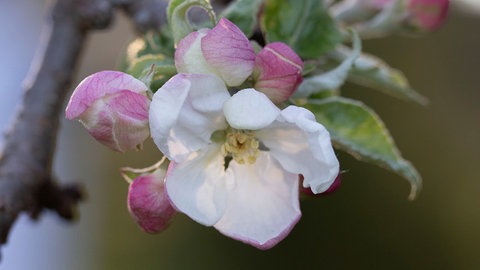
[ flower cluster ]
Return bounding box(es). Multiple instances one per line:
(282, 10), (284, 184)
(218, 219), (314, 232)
(149, 18), (339, 249)
(65, 0), (449, 249)
(66, 18), (339, 249)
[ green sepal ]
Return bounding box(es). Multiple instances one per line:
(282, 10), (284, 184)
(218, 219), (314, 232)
(141, 65), (177, 93)
(126, 54), (176, 92)
(124, 30), (175, 63)
(167, 0), (216, 45)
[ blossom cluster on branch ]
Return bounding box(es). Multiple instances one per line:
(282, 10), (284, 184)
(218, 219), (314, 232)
(65, 0), (449, 249)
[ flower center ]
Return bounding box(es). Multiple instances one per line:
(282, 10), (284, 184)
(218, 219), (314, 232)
(221, 129), (260, 165)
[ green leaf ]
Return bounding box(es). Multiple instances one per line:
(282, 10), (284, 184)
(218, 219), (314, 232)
(262, 0), (342, 59)
(221, 0), (263, 37)
(167, 0), (216, 45)
(126, 54), (177, 91)
(293, 30), (361, 98)
(149, 66), (178, 92)
(126, 54), (174, 77)
(121, 30), (175, 71)
(304, 97), (422, 200)
(332, 48), (428, 105)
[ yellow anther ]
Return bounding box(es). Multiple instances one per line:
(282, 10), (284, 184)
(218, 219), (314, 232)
(222, 129), (260, 165)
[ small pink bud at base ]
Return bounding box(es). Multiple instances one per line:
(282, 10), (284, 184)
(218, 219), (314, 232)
(127, 170), (176, 234)
(405, 0), (449, 32)
(299, 174), (342, 197)
(253, 42), (304, 104)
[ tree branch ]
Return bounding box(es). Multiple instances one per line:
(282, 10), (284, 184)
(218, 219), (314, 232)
(0, 0), (169, 261)
(0, 0), (112, 256)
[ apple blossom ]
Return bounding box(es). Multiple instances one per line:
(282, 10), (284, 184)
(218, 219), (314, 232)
(127, 169), (176, 234)
(253, 42), (304, 104)
(65, 71), (150, 152)
(174, 18), (255, 87)
(149, 73), (339, 249)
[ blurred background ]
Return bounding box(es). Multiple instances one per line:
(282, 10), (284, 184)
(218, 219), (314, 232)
(1, 0), (479, 269)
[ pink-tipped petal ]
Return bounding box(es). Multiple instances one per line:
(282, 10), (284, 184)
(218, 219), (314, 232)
(201, 18), (255, 86)
(66, 71), (148, 119)
(214, 153), (301, 249)
(80, 90), (150, 152)
(149, 73), (230, 162)
(175, 29), (218, 76)
(299, 174), (342, 197)
(256, 106), (339, 194)
(128, 170), (176, 234)
(253, 42), (304, 103)
(175, 30), (201, 72)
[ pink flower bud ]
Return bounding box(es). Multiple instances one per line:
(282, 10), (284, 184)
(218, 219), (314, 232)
(405, 0), (449, 31)
(175, 18), (255, 87)
(252, 42), (304, 104)
(299, 174), (342, 197)
(65, 71), (150, 152)
(127, 170), (176, 234)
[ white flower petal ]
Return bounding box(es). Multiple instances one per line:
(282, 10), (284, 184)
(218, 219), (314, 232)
(255, 106), (339, 194)
(223, 89), (280, 130)
(175, 29), (220, 76)
(214, 153), (301, 249)
(149, 74), (230, 162)
(166, 146), (227, 226)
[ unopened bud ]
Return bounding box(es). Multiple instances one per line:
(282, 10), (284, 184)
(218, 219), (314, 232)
(253, 42), (304, 104)
(175, 18), (255, 87)
(66, 71), (150, 152)
(127, 169), (176, 234)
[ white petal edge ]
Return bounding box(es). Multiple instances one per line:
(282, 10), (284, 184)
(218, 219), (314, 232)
(255, 106), (339, 193)
(149, 73), (230, 162)
(165, 145), (227, 226)
(214, 153), (301, 249)
(223, 89), (280, 130)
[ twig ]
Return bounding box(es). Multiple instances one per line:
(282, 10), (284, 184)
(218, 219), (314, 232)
(0, 0), (169, 261)
(113, 0), (168, 33)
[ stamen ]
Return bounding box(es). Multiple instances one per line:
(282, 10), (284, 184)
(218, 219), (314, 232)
(222, 129), (260, 165)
